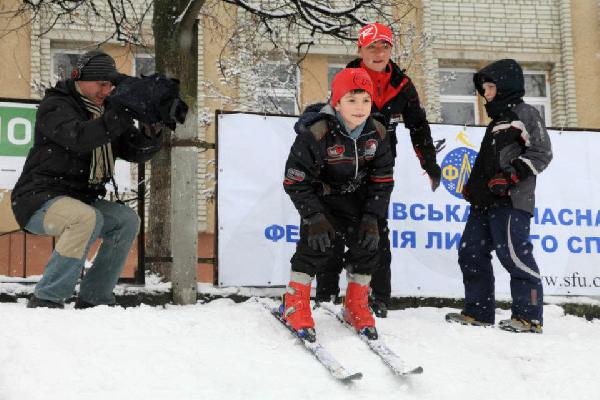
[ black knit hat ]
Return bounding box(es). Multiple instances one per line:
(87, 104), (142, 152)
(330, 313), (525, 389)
(72, 50), (119, 82)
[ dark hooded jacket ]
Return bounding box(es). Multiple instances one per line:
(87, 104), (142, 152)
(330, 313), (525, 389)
(283, 103), (395, 220)
(11, 79), (162, 228)
(346, 59), (437, 171)
(464, 59), (552, 214)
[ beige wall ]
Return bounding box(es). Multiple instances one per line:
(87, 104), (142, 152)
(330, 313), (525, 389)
(0, 0), (31, 99)
(300, 54), (329, 107)
(571, 0), (600, 129)
(0, 1), (30, 232)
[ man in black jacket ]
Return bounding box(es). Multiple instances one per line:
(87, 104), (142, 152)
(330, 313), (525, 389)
(315, 22), (442, 317)
(11, 50), (163, 309)
(445, 59), (552, 333)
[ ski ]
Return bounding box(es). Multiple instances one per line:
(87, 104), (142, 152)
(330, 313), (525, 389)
(255, 297), (363, 382)
(318, 302), (423, 376)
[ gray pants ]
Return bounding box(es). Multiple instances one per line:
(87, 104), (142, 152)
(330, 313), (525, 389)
(25, 196), (140, 305)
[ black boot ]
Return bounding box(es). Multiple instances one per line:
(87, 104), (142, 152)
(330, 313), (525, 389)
(74, 298), (96, 309)
(369, 297), (388, 318)
(27, 295), (64, 309)
(74, 298), (117, 309)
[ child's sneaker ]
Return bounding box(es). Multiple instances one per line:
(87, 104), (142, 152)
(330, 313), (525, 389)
(498, 318), (542, 334)
(445, 312), (493, 327)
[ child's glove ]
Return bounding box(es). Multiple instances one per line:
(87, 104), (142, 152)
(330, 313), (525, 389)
(305, 213), (336, 252)
(424, 162), (442, 192)
(358, 214), (379, 251)
(488, 169), (519, 196)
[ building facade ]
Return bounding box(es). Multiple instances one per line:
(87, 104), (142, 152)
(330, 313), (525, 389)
(0, 0), (599, 279)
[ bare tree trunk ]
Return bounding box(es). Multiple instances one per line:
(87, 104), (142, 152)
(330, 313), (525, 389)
(149, 0), (204, 304)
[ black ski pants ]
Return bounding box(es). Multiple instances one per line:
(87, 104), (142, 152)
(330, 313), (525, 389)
(315, 220), (391, 303)
(290, 193), (386, 277)
(459, 206), (543, 324)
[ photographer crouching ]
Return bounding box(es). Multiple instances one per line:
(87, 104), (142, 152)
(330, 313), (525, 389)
(11, 50), (185, 309)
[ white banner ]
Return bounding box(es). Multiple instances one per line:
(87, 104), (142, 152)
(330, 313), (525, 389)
(217, 112), (600, 297)
(0, 100), (131, 191)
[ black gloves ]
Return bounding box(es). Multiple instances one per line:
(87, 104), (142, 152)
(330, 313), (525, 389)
(424, 162), (442, 192)
(488, 158), (533, 196)
(414, 144), (442, 192)
(488, 169), (519, 196)
(102, 108), (134, 136)
(306, 213), (336, 252)
(358, 214), (379, 251)
(511, 158), (534, 181)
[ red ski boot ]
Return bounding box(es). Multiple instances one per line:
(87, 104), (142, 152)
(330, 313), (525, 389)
(343, 281), (378, 340)
(280, 281), (316, 342)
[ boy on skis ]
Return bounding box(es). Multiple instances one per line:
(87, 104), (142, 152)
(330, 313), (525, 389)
(281, 67), (395, 341)
(445, 59), (552, 333)
(315, 22), (442, 317)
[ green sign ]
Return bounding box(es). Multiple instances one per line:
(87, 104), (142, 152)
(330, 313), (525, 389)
(0, 102), (38, 157)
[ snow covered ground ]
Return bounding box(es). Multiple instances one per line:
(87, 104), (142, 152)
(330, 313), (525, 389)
(0, 298), (598, 400)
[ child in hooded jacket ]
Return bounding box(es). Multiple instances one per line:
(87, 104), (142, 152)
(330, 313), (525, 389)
(445, 59), (552, 333)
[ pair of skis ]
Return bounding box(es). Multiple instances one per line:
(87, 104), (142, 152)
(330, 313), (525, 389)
(256, 297), (422, 382)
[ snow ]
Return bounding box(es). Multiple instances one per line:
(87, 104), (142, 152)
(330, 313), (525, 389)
(0, 299), (598, 400)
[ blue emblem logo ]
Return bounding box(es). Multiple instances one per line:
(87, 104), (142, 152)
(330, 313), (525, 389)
(441, 147), (478, 199)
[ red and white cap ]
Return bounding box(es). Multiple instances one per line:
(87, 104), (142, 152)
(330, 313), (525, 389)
(358, 22), (393, 48)
(330, 68), (374, 106)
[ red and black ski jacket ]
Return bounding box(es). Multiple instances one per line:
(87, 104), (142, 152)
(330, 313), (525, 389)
(283, 104), (394, 220)
(346, 58), (437, 171)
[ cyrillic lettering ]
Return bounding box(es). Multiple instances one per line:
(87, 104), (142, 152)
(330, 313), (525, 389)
(461, 205), (471, 222)
(541, 235), (558, 252)
(427, 205), (444, 221)
(399, 231), (416, 248)
(264, 224), (285, 242)
(426, 232), (442, 249)
(286, 225), (299, 243)
(409, 204), (426, 221)
(576, 209), (592, 226)
(585, 237), (600, 253)
(533, 207), (540, 224)
(445, 232), (461, 250)
(392, 203), (407, 220)
(445, 205), (461, 222)
(558, 209), (573, 226)
(540, 209), (557, 225)
(567, 236), (583, 253)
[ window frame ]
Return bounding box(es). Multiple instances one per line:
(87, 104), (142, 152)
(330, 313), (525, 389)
(438, 67), (480, 125)
(50, 48), (86, 85)
(523, 70), (552, 126)
(438, 67), (552, 126)
(133, 53), (156, 78)
(256, 60), (301, 115)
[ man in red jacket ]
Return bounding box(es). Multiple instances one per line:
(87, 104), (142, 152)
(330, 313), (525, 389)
(316, 22), (442, 317)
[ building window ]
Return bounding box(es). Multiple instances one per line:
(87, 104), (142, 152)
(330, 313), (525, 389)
(439, 68), (552, 126)
(439, 69), (479, 125)
(256, 61), (300, 115)
(134, 55), (155, 77)
(51, 50), (84, 84)
(523, 72), (551, 125)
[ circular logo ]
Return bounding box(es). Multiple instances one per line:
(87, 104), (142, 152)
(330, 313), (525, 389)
(440, 147), (478, 199)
